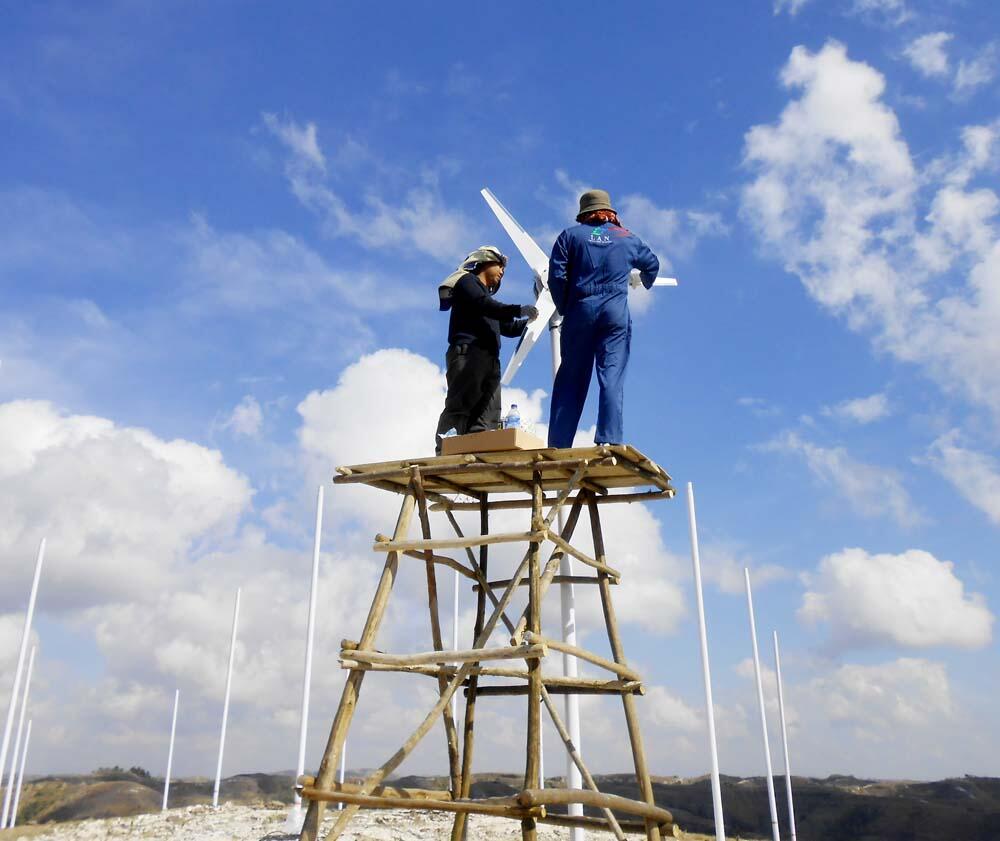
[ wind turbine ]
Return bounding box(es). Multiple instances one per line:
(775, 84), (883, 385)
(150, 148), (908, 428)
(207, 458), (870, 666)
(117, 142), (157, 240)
(481, 187), (677, 841)
(480, 188), (677, 386)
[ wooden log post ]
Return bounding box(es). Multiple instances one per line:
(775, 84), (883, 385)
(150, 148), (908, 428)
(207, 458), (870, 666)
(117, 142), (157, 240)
(521, 469), (544, 841)
(451, 496), (488, 841)
(299, 488), (417, 841)
(410, 469), (460, 795)
(588, 497), (662, 841)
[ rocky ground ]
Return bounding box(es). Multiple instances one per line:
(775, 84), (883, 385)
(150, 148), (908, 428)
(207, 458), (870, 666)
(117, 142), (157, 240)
(0, 803), (720, 841)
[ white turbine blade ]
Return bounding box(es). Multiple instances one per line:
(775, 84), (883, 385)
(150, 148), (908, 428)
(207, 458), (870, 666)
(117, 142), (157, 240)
(481, 188), (549, 283)
(501, 286), (557, 385)
(630, 269), (679, 288)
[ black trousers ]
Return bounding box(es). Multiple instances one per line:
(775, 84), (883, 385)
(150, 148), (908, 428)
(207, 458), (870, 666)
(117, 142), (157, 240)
(435, 343), (501, 454)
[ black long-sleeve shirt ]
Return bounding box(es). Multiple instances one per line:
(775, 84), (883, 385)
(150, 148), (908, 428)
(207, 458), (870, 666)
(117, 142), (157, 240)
(447, 273), (526, 354)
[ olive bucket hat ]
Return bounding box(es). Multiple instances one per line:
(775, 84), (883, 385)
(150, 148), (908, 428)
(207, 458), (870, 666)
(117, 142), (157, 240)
(576, 189), (615, 221)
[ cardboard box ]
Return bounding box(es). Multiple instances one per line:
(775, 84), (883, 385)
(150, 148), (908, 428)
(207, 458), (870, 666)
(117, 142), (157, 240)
(440, 427), (546, 456)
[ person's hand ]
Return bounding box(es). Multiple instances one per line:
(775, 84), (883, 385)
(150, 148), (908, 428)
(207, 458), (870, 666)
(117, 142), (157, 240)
(520, 305), (539, 321)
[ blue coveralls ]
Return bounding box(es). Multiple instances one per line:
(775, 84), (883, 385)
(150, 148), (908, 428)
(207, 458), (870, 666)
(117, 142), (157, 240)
(547, 222), (659, 448)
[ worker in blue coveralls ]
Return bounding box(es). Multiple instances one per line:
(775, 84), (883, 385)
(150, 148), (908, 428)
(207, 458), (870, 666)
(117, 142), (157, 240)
(547, 189), (660, 448)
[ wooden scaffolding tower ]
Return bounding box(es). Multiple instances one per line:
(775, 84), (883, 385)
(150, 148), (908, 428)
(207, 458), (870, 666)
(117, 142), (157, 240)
(297, 444), (680, 840)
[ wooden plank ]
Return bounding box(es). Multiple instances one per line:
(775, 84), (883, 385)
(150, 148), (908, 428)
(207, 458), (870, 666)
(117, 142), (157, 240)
(334, 455), (615, 487)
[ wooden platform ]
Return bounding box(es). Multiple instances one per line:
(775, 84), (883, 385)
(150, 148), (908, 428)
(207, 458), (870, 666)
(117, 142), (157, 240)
(334, 444), (674, 505)
(303, 444), (680, 841)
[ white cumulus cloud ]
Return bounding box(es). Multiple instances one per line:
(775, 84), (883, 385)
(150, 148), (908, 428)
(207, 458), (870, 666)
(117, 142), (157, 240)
(954, 43), (999, 99)
(742, 42), (1000, 423)
(799, 547), (993, 649)
(821, 392), (891, 424)
(0, 399), (252, 610)
(926, 430), (1000, 524)
(803, 657), (952, 732)
(223, 395), (263, 438)
(761, 430), (920, 527)
(903, 32), (953, 78)
(263, 113), (472, 262)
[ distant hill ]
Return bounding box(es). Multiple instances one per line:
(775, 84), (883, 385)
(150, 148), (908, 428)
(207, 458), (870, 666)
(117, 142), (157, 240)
(10, 769), (1000, 840)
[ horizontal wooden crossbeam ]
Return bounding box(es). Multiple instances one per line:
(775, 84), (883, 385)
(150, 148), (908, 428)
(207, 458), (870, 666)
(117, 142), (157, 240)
(296, 778), (450, 801)
(431, 489), (674, 512)
(373, 531), (542, 553)
(473, 574), (614, 591)
(339, 643), (546, 668)
(300, 787), (544, 819)
(469, 680), (643, 696)
(517, 788), (675, 831)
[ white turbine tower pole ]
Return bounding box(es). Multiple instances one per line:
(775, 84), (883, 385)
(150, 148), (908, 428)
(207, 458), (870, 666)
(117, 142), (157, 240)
(0, 539), (45, 814)
(337, 740), (346, 811)
(289, 486), (324, 831)
(686, 485), (725, 841)
(550, 318), (583, 839)
(452, 566), (459, 722)
(9, 719), (30, 829)
(213, 587), (241, 809)
(773, 632), (797, 841)
(745, 569), (780, 841)
(2, 646), (36, 827)
(163, 689), (179, 812)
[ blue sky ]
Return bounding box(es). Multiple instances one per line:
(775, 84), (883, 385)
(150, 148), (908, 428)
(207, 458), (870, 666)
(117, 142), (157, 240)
(1, 0), (999, 785)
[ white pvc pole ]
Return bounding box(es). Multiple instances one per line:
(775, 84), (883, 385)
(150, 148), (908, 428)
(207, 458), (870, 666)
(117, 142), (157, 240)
(550, 318), (583, 840)
(773, 632), (797, 841)
(337, 741), (346, 811)
(293, 486), (324, 818)
(9, 720), (30, 829)
(745, 569), (780, 841)
(686, 485), (725, 841)
(0, 539), (45, 814)
(2, 646), (36, 826)
(213, 587), (241, 809)
(163, 689), (179, 811)
(452, 566), (459, 722)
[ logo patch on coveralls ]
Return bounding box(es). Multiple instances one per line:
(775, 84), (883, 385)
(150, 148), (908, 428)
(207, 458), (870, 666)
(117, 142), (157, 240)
(589, 227), (611, 244)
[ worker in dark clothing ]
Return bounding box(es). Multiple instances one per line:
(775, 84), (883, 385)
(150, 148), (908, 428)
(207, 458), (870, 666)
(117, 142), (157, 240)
(547, 190), (660, 449)
(435, 246), (538, 454)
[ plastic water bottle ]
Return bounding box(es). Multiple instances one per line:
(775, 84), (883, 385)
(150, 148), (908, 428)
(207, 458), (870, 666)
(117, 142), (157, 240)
(504, 404), (520, 430)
